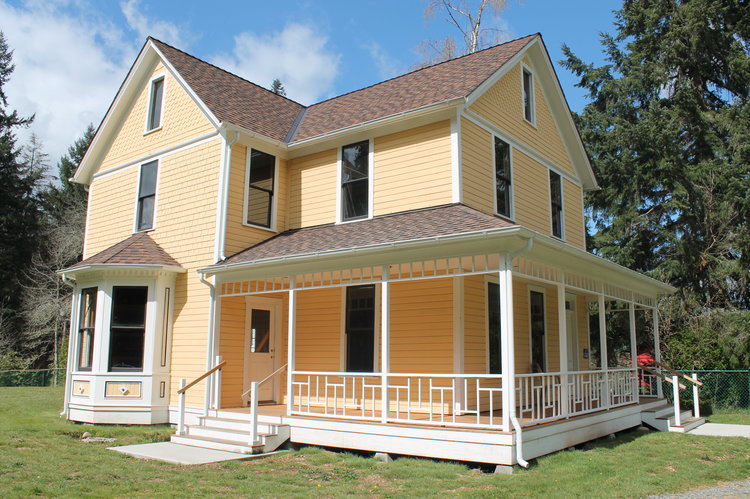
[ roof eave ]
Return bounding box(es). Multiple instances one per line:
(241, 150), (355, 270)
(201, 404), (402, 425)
(58, 264), (187, 279)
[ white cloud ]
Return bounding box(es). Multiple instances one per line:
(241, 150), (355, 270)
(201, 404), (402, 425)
(0, 0), (136, 171)
(120, 0), (185, 47)
(363, 42), (401, 80)
(212, 23), (341, 105)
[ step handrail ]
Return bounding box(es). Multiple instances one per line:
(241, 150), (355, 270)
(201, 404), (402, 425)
(178, 360), (227, 394)
(653, 361), (704, 387)
(240, 363), (288, 400)
(639, 364), (687, 390)
(176, 359), (226, 435)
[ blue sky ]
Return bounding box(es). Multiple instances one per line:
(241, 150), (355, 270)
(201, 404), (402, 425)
(1, 0), (622, 164)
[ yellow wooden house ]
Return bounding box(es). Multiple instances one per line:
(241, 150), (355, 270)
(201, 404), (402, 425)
(60, 34), (698, 468)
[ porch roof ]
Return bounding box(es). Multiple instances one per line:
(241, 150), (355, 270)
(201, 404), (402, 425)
(215, 204), (516, 266)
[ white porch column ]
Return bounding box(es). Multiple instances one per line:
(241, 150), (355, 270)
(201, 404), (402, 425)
(653, 307), (663, 398)
(500, 255), (515, 432)
(557, 284), (569, 418)
(286, 278), (297, 416)
(598, 293), (610, 409)
(380, 266), (390, 424)
(629, 301), (638, 400)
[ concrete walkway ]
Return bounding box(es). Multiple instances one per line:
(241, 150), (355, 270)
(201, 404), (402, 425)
(109, 442), (282, 465)
(687, 423), (750, 438)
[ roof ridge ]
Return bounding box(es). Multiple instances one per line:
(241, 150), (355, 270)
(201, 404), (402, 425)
(305, 34), (538, 109)
(148, 36), (307, 109)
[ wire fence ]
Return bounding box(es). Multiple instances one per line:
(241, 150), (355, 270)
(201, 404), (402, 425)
(0, 369), (66, 387)
(661, 370), (750, 412)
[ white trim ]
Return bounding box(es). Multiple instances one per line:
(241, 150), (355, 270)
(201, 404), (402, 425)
(82, 184), (94, 260)
(133, 159), (160, 233)
(528, 285), (548, 372)
(450, 111), (462, 203)
(215, 131), (240, 262)
(93, 132), (220, 181)
(336, 139), (374, 224)
(144, 72), (166, 134)
(491, 134), (515, 221)
(461, 109), (581, 188)
(521, 64), (537, 128)
(242, 146), (279, 232)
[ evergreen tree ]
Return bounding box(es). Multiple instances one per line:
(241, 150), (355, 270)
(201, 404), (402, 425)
(270, 78), (286, 96)
(0, 31), (40, 361)
(562, 0), (750, 368)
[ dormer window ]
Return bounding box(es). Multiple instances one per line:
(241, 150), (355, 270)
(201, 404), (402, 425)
(245, 149), (276, 229)
(340, 140), (371, 222)
(146, 76), (165, 131)
(522, 68), (535, 124)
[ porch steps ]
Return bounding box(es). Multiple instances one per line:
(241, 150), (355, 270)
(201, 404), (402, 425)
(170, 417), (290, 454)
(640, 403), (705, 433)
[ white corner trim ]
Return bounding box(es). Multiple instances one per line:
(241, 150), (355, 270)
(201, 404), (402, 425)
(450, 111), (462, 203)
(214, 131), (240, 262)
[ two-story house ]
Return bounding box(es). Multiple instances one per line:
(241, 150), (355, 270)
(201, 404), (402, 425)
(60, 34), (690, 468)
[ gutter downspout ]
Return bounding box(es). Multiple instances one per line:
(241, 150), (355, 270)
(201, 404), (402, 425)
(199, 271), (218, 412)
(507, 236), (534, 468)
(60, 273), (77, 418)
(215, 129), (240, 262)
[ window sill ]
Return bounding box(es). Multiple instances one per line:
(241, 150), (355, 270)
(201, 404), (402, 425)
(133, 228), (155, 235)
(494, 213), (516, 224)
(523, 117), (537, 129)
(336, 215), (372, 225)
(242, 222), (278, 233)
(143, 126), (163, 136)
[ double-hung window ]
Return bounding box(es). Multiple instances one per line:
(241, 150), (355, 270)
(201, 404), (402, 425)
(245, 149), (276, 228)
(146, 76), (164, 131)
(77, 287), (97, 371)
(136, 160), (158, 231)
(494, 137), (512, 218)
(340, 140), (370, 221)
(522, 68), (535, 124)
(109, 286), (148, 372)
(549, 170), (563, 238)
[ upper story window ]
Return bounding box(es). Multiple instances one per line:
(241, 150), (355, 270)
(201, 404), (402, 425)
(494, 137), (512, 218)
(77, 287), (97, 372)
(136, 160), (158, 232)
(146, 76), (165, 131)
(245, 149), (276, 228)
(109, 286), (148, 372)
(340, 140), (370, 222)
(522, 68), (535, 124)
(549, 170), (563, 239)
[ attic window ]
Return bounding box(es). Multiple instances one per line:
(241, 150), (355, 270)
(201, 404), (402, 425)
(522, 68), (535, 124)
(146, 76), (164, 131)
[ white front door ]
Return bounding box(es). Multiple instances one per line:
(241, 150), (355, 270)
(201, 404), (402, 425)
(244, 297), (280, 404)
(566, 294), (579, 371)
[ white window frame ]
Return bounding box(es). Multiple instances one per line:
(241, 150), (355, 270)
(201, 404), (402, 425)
(336, 138), (374, 224)
(548, 169), (565, 240)
(133, 160), (159, 233)
(144, 73), (166, 134)
(491, 134), (515, 221)
(484, 274), (501, 374)
(242, 148), (279, 232)
(339, 284), (380, 372)
(528, 285), (548, 373)
(521, 64), (536, 127)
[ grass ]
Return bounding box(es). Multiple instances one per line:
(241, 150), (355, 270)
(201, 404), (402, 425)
(707, 408), (750, 425)
(2, 387), (750, 498)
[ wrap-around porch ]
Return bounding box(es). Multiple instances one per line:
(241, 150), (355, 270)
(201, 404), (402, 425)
(206, 248), (664, 434)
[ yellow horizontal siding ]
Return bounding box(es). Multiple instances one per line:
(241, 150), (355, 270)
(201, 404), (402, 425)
(288, 149), (338, 228)
(469, 62), (576, 177)
(563, 178), (585, 250)
(460, 118), (494, 214)
(96, 61), (215, 175)
(374, 120), (453, 216)
(463, 275), (487, 374)
(513, 150), (552, 235)
(295, 288), (342, 371)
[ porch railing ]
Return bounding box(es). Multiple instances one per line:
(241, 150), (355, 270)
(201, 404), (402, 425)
(289, 368), (640, 430)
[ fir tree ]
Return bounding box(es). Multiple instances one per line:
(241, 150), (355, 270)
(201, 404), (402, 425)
(270, 78), (286, 96)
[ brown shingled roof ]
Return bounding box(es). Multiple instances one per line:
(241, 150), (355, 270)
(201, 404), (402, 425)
(217, 204), (516, 267)
(151, 39), (305, 143)
(291, 35), (536, 141)
(150, 34), (536, 144)
(66, 232), (181, 270)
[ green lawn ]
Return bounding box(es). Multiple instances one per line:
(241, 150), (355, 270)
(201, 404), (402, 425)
(708, 409), (750, 425)
(2, 387), (750, 498)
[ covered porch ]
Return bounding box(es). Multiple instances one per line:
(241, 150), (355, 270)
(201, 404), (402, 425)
(199, 223), (670, 436)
